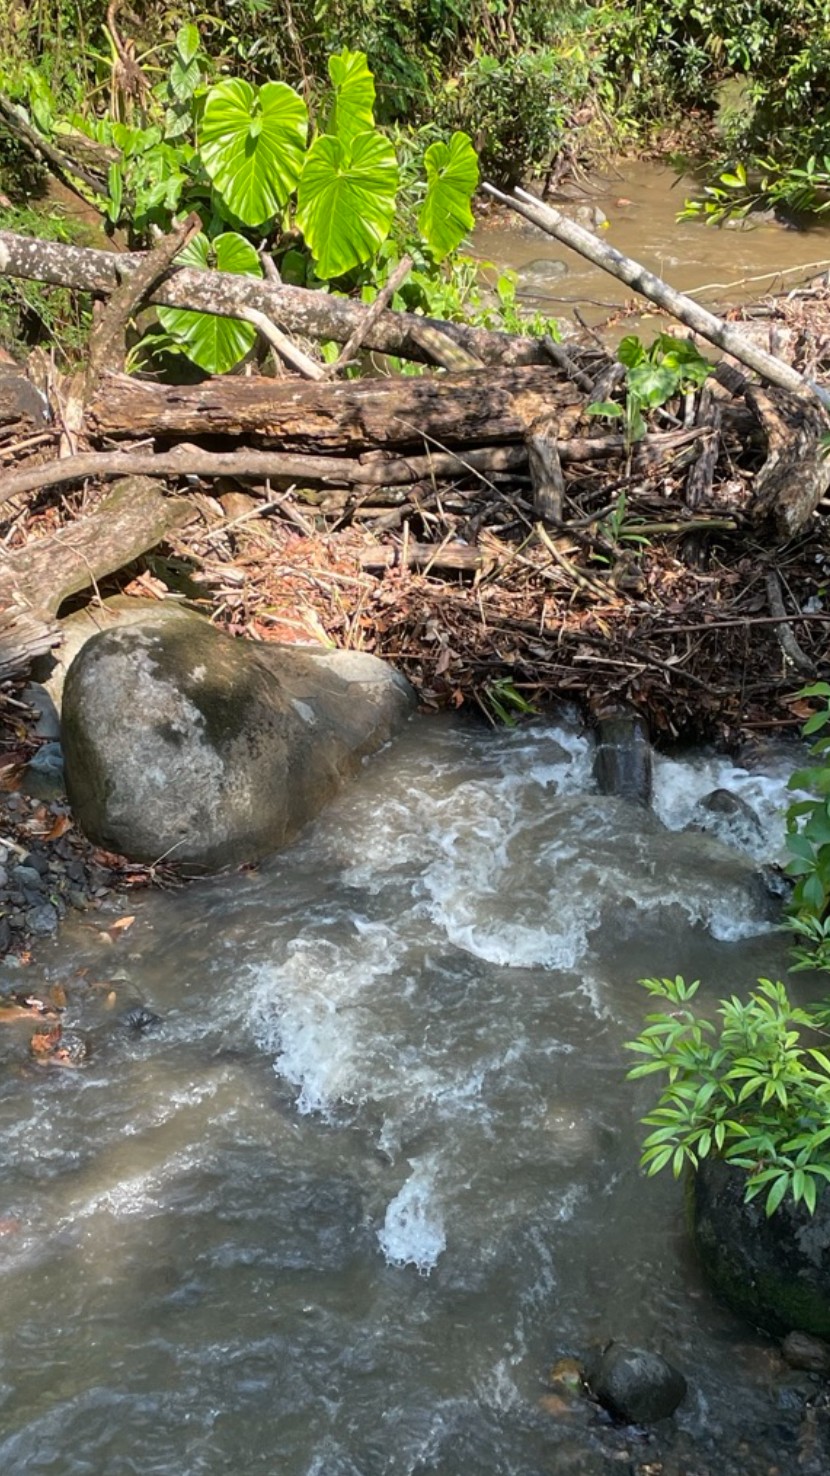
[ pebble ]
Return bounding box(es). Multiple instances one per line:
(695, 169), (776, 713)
(13, 866), (44, 891)
(26, 903), (59, 936)
(782, 1331), (830, 1375)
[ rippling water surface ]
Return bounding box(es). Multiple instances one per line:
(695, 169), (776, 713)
(0, 713), (825, 1475)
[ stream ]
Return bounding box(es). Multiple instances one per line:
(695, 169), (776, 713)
(0, 711), (825, 1476)
(473, 159), (830, 325)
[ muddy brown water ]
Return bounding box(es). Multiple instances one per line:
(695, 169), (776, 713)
(0, 712), (827, 1475)
(473, 158), (830, 329)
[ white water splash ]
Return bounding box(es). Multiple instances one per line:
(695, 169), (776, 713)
(377, 1157), (446, 1273)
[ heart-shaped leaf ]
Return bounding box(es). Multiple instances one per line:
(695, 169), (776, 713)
(418, 131), (479, 260)
(326, 48), (376, 147)
(157, 232), (262, 374)
(200, 79), (308, 226)
(296, 130), (399, 279)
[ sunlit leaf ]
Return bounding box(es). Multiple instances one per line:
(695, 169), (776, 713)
(200, 78), (308, 226)
(157, 232), (262, 373)
(418, 131), (479, 261)
(296, 130), (399, 279)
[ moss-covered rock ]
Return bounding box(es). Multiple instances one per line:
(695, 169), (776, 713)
(690, 1155), (830, 1337)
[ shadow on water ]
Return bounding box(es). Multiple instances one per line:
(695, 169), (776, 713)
(0, 712), (827, 1474)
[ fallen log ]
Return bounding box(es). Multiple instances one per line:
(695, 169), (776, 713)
(85, 366), (582, 452)
(0, 229), (549, 368)
(0, 477), (196, 678)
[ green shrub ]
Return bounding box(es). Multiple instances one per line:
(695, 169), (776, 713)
(626, 974), (830, 1215)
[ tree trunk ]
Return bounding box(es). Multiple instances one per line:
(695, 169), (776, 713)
(86, 366), (582, 452)
(0, 229), (549, 368)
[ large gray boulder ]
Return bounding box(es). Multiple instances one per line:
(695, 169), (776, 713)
(691, 1155), (830, 1337)
(61, 615), (415, 871)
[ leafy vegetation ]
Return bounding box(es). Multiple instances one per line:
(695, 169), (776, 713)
(588, 333), (711, 444)
(628, 689), (830, 1219)
(626, 975), (830, 1215)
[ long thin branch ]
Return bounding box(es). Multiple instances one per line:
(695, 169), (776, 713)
(482, 181), (830, 412)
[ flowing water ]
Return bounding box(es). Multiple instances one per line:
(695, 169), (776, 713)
(473, 159), (830, 326)
(0, 712), (825, 1476)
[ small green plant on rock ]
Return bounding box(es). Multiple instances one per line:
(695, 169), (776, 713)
(625, 974), (830, 1215)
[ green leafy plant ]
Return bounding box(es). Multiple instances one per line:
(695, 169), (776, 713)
(784, 682), (830, 923)
(626, 974), (830, 1215)
(588, 332), (711, 443)
(481, 677), (538, 727)
(156, 232), (263, 373)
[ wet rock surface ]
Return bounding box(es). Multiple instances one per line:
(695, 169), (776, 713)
(692, 1155), (830, 1337)
(62, 617), (416, 871)
(593, 708), (653, 806)
(584, 1342), (687, 1424)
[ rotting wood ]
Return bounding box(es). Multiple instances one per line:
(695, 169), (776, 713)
(86, 366), (581, 451)
(525, 415), (565, 522)
(746, 386), (830, 537)
(0, 477), (196, 680)
(0, 229), (550, 368)
(685, 384), (722, 508)
(0, 477), (196, 615)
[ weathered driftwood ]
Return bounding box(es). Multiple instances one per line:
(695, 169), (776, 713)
(685, 384), (722, 508)
(0, 477), (195, 677)
(0, 422), (710, 503)
(525, 415), (565, 522)
(746, 386), (830, 537)
(0, 229), (548, 368)
(85, 366), (582, 451)
(483, 181), (830, 412)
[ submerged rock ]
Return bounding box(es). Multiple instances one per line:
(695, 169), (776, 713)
(691, 1155), (830, 1337)
(61, 616), (416, 872)
(593, 707), (652, 806)
(585, 1341), (687, 1423)
(782, 1330), (830, 1374)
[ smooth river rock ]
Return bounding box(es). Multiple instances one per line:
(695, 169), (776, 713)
(585, 1341), (687, 1423)
(61, 615), (416, 871)
(691, 1155), (830, 1337)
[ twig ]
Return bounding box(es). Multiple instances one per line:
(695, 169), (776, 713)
(765, 569), (815, 674)
(333, 255), (413, 373)
(236, 306), (326, 381)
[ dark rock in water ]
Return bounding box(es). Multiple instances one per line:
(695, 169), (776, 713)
(593, 708), (652, 806)
(691, 1155), (830, 1337)
(61, 616), (415, 872)
(781, 1330), (830, 1374)
(518, 258), (569, 298)
(119, 1004), (164, 1033)
(698, 788), (762, 831)
(585, 1341), (687, 1423)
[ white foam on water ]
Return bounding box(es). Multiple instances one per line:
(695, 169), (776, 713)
(377, 1156), (446, 1274)
(652, 751), (792, 862)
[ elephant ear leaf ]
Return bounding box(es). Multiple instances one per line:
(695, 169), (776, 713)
(200, 78), (308, 226)
(157, 232), (263, 374)
(327, 48), (376, 147)
(296, 130), (399, 279)
(419, 131), (479, 261)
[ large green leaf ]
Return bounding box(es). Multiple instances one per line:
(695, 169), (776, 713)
(327, 48), (375, 147)
(200, 79), (308, 226)
(296, 130), (399, 279)
(157, 232), (262, 374)
(418, 132), (479, 260)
